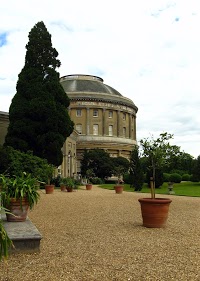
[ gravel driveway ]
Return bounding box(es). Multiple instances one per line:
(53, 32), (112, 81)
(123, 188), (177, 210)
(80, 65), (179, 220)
(1, 185), (200, 281)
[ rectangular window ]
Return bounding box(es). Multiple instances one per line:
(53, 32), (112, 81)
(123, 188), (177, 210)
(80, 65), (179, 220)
(123, 127), (126, 137)
(76, 109), (82, 117)
(109, 125), (113, 136)
(76, 124), (82, 134)
(109, 111), (113, 118)
(93, 124), (99, 135)
(93, 109), (98, 117)
(123, 113), (126, 120)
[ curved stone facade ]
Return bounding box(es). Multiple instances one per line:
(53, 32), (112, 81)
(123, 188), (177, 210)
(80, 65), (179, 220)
(60, 74), (138, 173)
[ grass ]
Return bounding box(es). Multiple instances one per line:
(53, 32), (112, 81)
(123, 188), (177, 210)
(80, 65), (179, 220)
(100, 181), (200, 197)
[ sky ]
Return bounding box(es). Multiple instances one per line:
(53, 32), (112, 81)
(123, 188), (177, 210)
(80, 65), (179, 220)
(0, 0), (200, 158)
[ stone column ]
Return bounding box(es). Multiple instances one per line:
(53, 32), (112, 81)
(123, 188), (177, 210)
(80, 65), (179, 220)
(134, 116), (136, 140)
(103, 108), (106, 136)
(86, 108), (90, 135)
(117, 110), (120, 137)
(129, 114), (132, 139)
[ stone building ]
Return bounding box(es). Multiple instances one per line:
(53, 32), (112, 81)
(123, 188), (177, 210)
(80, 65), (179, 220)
(0, 74), (138, 177)
(0, 111), (9, 146)
(60, 74), (138, 174)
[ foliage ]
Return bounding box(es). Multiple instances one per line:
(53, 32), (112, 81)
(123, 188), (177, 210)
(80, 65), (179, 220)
(190, 174), (199, 182)
(112, 156), (129, 182)
(0, 207), (13, 261)
(80, 149), (114, 179)
(1, 172), (40, 210)
(181, 174), (190, 181)
(90, 177), (104, 185)
(121, 173), (131, 184)
(4, 21), (74, 166)
(0, 145), (55, 184)
(146, 168), (164, 188)
(191, 155), (200, 182)
(163, 146), (194, 174)
(60, 177), (75, 188)
(51, 175), (61, 187)
(129, 146), (144, 191)
(100, 181), (200, 197)
(140, 132), (174, 198)
(163, 173), (170, 182)
(168, 173), (182, 183)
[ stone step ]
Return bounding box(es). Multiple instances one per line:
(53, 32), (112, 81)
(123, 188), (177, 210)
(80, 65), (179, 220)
(2, 214), (42, 253)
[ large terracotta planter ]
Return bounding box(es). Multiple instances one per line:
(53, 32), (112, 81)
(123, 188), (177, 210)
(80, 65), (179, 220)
(86, 184), (92, 190)
(138, 198), (172, 228)
(45, 184), (55, 194)
(114, 185), (123, 194)
(6, 198), (29, 222)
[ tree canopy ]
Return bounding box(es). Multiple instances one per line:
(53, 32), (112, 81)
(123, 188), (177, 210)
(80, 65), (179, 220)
(5, 21), (74, 166)
(129, 145), (144, 191)
(140, 132), (174, 197)
(80, 149), (114, 179)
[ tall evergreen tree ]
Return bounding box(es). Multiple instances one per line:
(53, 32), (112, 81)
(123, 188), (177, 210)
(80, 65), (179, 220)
(5, 21), (74, 166)
(129, 145), (144, 191)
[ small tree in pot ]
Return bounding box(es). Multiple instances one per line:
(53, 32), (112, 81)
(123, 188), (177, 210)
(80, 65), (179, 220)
(138, 132), (173, 228)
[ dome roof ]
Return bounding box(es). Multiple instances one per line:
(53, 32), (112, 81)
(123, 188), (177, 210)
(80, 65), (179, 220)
(60, 74), (138, 112)
(60, 74), (122, 96)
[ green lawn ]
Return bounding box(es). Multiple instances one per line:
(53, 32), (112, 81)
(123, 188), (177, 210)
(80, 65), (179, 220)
(100, 182), (200, 197)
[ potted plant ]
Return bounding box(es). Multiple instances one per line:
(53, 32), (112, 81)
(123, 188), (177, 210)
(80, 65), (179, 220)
(44, 164), (55, 194)
(114, 179), (124, 194)
(60, 177), (67, 192)
(1, 172), (40, 222)
(138, 133), (173, 228)
(112, 157), (129, 194)
(60, 177), (75, 192)
(85, 169), (94, 190)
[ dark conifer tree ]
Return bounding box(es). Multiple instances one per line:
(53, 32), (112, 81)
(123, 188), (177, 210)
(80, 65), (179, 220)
(5, 21), (74, 166)
(129, 145), (144, 191)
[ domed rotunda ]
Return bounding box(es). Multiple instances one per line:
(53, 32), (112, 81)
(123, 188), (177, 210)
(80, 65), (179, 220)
(60, 74), (138, 174)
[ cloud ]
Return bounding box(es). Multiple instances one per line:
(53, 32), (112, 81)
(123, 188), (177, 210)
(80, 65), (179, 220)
(0, 0), (200, 158)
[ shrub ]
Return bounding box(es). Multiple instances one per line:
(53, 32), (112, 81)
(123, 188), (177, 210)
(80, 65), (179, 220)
(181, 174), (190, 181)
(190, 174), (199, 182)
(122, 173), (131, 184)
(0, 146), (55, 183)
(90, 177), (104, 184)
(169, 173), (182, 183)
(163, 173), (170, 182)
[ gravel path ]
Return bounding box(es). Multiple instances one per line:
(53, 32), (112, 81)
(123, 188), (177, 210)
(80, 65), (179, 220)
(1, 186), (200, 281)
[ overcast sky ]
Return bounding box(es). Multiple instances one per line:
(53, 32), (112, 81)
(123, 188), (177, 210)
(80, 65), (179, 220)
(0, 0), (199, 158)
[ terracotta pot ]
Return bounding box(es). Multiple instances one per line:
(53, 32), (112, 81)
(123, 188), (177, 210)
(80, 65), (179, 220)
(6, 198), (29, 222)
(86, 184), (92, 190)
(60, 184), (67, 192)
(114, 185), (123, 194)
(66, 186), (73, 192)
(138, 198), (172, 228)
(45, 184), (55, 194)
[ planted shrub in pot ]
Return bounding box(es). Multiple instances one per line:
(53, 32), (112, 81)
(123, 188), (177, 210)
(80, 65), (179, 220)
(112, 156), (129, 194)
(1, 172), (40, 222)
(60, 177), (75, 192)
(138, 133), (173, 228)
(85, 169), (94, 190)
(114, 179), (124, 194)
(43, 164), (55, 194)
